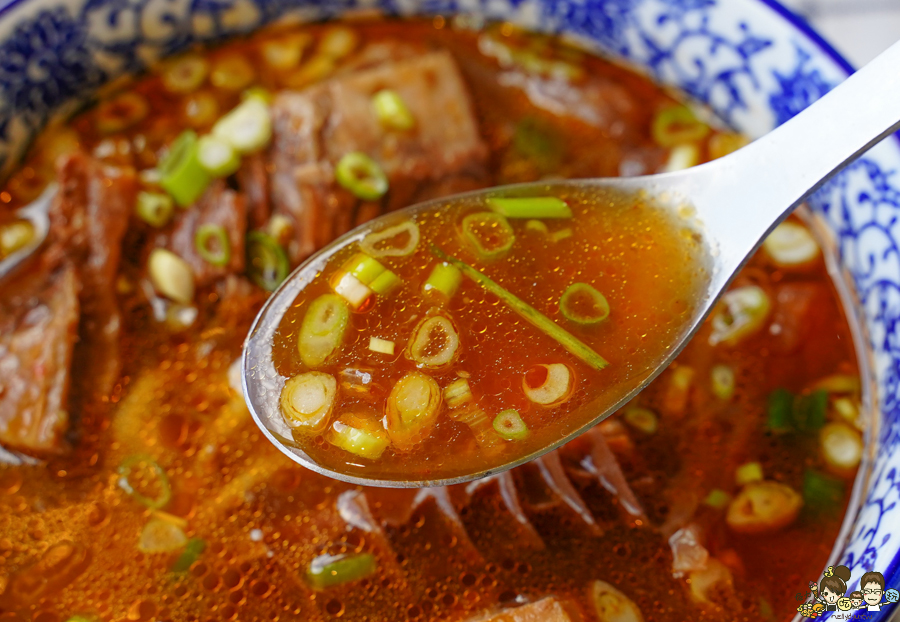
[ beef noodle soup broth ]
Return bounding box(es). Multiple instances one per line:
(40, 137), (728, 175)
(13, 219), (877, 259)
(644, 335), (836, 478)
(268, 186), (711, 481)
(0, 18), (862, 622)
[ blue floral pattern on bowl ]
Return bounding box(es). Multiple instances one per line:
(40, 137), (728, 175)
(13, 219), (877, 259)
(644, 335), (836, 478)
(1, 0), (898, 616)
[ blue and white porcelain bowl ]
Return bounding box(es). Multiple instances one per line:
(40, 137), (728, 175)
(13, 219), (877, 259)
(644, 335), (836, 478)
(0, 0), (897, 617)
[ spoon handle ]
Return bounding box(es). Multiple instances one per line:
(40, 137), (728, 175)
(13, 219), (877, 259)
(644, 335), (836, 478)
(690, 38), (900, 279)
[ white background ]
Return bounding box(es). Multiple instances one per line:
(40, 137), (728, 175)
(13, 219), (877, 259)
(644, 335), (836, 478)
(779, 0), (900, 66)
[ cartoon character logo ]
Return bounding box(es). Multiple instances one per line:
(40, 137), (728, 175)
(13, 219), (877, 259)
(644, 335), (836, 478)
(819, 565), (852, 612)
(861, 571), (887, 611)
(797, 566), (898, 618)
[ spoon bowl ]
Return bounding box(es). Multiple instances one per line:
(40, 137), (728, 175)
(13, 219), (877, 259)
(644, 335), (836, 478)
(243, 38), (900, 488)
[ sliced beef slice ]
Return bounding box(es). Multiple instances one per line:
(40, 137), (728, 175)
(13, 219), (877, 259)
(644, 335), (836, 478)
(48, 151), (137, 404)
(0, 266), (79, 452)
(164, 180), (247, 288)
(269, 50), (489, 263)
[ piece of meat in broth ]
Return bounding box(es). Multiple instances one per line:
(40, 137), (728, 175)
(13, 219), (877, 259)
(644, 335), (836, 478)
(237, 153), (270, 231)
(48, 152), (137, 402)
(164, 180), (247, 287)
(269, 50), (489, 263)
(0, 267), (79, 452)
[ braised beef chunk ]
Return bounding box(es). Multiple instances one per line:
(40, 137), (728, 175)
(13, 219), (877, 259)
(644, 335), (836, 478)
(50, 152), (137, 402)
(0, 267), (79, 452)
(238, 154), (271, 231)
(165, 180), (247, 287)
(269, 50), (489, 263)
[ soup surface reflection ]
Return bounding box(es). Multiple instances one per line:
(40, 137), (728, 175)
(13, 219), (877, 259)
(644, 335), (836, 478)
(0, 18), (860, 622)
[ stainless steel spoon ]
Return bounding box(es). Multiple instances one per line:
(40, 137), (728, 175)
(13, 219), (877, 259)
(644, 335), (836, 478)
(242, 38), (900, 488)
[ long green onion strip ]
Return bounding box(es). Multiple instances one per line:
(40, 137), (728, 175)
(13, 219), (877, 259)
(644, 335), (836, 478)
(159, 130), (211, 207)
(432, 246), (608, 370)
(359, 220), (420, 258)
(246, 231), (289, 291)
(172, 538), (207, 572)
(493, 409), (529, 440)
(306, 552), (377, 590)
(486, 196), (573, 219)
(335, 152), (388, 201)
(195, 224), (231, 267)
(559, 282), (610, 325)
(136, 191), (175, 228)
(117, 455), (172, 510)
(461, 212), (515, 260)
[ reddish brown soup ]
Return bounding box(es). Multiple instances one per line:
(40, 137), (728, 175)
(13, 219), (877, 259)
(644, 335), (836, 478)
(0, 18), (860, 622)
(270, 188), (710, 481)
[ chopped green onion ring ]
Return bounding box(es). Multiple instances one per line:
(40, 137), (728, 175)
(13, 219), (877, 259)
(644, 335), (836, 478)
(423, 262), (462, 300)
(172, 538), (206, 572)
(197, 134), (241, 177)
(369, 269), (401, 295)
(486, 196), (572, 219)
(372, 89), (415, 130)
(461, 212), (515, 260)
(306, 552), (377, 590)
(525, 220), (548, 234)
(335, 152), (388, 201)
(560, 283), (610, 325)
(493, 409), (529, 440)
(195, 224), (231, 267)
(803, 469), (844, 511)
(280, 372), (338, 432)
(339, 252), (401, 295)
(385, 371), (442, 450)
(327, 415), (390, 460)
(298, 294), (350, 368)
(0, 220), (36, 258)
(766, 388), (794, 433)
(623, 407), (658, 434)
(704, 489), (731, 509)
(735, 462), (764, 486)
(550, 228), (573, 242)
(359, 220), (420, 257)
(344, 252), (385, 284)
(159, 130), (211, 207)
(212, 98), (272, 155)
(651, 105), (710, 147)
(136, 192), (174, 228)
(710, 364), (736, 400)
(407, 315), (460, 369)
(117, 455), (172, 510)
(246, 231), (289, 291)
(433, 246), (608, 371)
